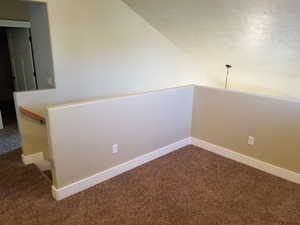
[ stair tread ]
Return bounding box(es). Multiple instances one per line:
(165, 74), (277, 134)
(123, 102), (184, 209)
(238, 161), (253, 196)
(0, 150), (51, 213)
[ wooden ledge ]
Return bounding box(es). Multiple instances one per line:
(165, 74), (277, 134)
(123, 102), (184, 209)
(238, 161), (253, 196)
(19, 106), (46, 124)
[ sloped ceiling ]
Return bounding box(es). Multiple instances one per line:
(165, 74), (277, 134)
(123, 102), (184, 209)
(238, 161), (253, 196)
(123, 0), (300, 99)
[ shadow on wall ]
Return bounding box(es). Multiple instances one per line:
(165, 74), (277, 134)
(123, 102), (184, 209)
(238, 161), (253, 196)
(121, 0), (300, 101)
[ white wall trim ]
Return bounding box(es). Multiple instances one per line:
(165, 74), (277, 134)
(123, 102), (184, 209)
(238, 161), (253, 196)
(0, 110), (3, 130)
(22, 152), (51, 171)
(0, 19), (31, 28)
(192, 137), (300, 185)
(52, 137), (192, 200)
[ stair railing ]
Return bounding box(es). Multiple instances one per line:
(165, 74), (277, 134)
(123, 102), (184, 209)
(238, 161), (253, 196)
(19, 106), (46, 124)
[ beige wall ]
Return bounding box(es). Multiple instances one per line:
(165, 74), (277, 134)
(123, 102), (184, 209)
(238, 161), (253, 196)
(18, 84), (300, 192)
(29, 2), (55, 89)
(123, 0), (300, 100)
(19, 114), (49, 158)
(14, 0), (207, 157)
(28, 0), (205, 100)
(47, 86), (193, 188)
(17, 0), (300, 180)
(0, 0), (29, 21)
(192, 86), (300, 174)
(14, 89), (57, 157)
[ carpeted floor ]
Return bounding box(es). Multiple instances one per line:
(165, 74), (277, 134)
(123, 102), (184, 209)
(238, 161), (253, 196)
(0, 123), (21, 155)
(1, 146), (300, 225)
(0, 101), (21, 155)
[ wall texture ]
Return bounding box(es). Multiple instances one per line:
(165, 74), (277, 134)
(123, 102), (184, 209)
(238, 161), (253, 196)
(14, 0), (206, 157)
(33, 0), (206, 100)
(48, 86), (193, 188)
(0, 0), (29, 21)
(16, 0), (300, 182)
(123, 0), (300, 100)
(192, 85), (300, 174)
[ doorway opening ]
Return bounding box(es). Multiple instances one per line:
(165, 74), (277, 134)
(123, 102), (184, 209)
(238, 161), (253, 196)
(0, 26), (33, 154)
(0, 2), (55, 155)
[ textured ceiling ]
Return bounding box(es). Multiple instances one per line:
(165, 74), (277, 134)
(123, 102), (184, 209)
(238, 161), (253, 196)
(122, 0), (300, 99)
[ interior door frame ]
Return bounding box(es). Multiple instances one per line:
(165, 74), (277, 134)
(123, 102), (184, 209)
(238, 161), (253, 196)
(0, 19), (31, 29)
(1, 19), (39, 91)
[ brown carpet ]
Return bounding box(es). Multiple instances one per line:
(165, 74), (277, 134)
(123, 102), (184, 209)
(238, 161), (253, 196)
(1, 146), (300, 225)
(0, 101), (21, 155)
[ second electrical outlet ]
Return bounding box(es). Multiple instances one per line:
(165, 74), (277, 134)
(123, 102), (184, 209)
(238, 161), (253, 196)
(112, 144), (118, 154)
(248, 136), (255, 146)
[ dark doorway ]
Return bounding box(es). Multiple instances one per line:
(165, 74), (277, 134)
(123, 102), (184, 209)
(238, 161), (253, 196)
(0, 27), (21, 155)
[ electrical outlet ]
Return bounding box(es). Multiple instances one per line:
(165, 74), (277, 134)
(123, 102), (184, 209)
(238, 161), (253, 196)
(248, 136), (255, 146)
(112, 144), (118, 154)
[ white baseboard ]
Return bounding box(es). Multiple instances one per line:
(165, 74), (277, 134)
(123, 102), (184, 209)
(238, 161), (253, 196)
(52, 137), (192, 200)
(192, 137), (300, 185)
(22, 152), (52, 171)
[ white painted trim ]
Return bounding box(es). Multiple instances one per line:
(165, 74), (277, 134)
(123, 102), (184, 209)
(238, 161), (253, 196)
(0, 110), (3, 130)
(192, 137), (300, 185)
(52, 137), (192, 200)
(22, 152), (51, 171)
(22, 152), (43, 165)
(0, 19), (31, 28)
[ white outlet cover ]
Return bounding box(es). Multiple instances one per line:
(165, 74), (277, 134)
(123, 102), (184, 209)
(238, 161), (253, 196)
(112, 144), (118, 154)
(248, 136), (255, 145)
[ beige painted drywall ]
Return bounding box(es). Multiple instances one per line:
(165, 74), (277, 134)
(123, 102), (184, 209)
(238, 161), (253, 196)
(47, 86), (193, 188)
(0, 0), (29, 21)
(25, 0), (207, 100)
(20, 113), (50, 158)
(14, 0), (208, 157)
(123, 0), (300, 100)
(192, 85), (300, 174)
